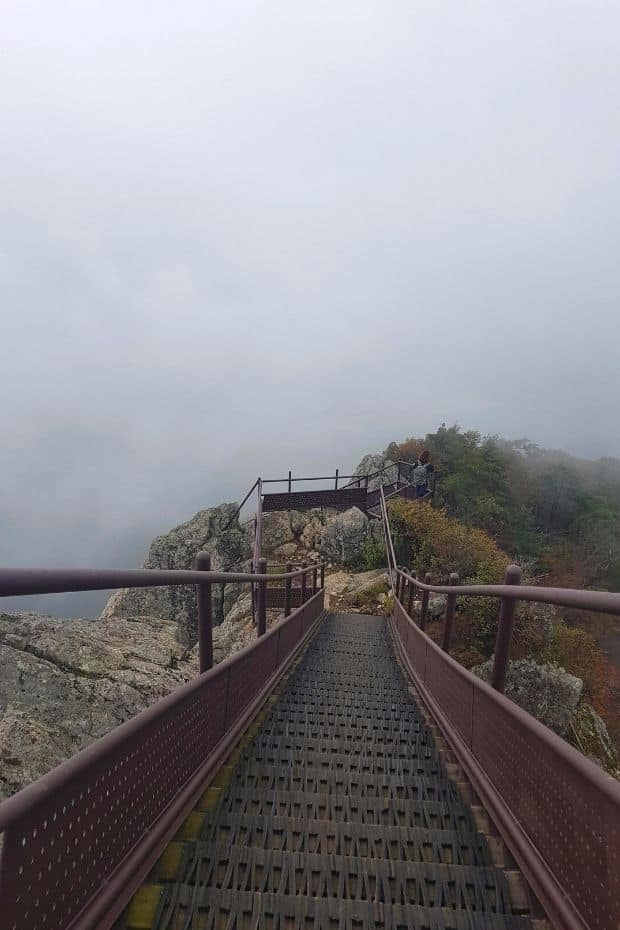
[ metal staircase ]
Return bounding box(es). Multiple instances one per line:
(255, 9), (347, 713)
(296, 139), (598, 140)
(124, 613), (540, 929)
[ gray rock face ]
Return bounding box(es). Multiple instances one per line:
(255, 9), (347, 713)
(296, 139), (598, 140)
(353, 453), (399, 491)
(472, 658), (583, 736)
(101, 503), (252, 646)
(411, 594), (447, 621)
(569, 702), (620, 778)
(262, 510), (326, 561)
(0, 611), (197, 799)
(319, 508), (375, 567)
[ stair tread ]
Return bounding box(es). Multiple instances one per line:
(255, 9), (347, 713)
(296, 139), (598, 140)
(208, 787), (476, 830)
(154, 886), (535, 929)
(195, 811), (494, 865)
(177, 841), (516, 911)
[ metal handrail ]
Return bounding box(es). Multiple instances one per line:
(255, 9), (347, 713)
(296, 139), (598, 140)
(220, 478), (260, 531)
(340, 459), (414, 490)
(379, 486), (398, 589)
(0, 563), (326, 598)
(395, 567), (620, 616)
(259, 460), (414, 488)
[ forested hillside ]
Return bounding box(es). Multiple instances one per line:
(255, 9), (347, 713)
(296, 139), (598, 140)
(387, 426), (620, 592)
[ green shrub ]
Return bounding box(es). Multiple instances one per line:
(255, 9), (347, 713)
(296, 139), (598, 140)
(360, 537), (387, 571)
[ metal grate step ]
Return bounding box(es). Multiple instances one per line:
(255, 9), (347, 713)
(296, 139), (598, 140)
(153, 886), (536, 930)
(237, 741), (445, 777)
(228, 763), (454, 799)
(204, 788), (476, 832)
(178, 842), (516, 911)
(197, 813), (493, 866)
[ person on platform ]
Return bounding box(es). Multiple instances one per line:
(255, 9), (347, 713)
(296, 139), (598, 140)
(412, 450), (434, 499)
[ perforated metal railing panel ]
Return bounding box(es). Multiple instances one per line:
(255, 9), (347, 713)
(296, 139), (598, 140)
(392, 599), (620, 930)
(0, 591), (325, 930)
(262, 488), (367, 512)
(134, 614), (535, 930)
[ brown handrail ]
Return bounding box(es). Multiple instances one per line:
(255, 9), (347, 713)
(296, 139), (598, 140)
(395, 567), (620, 616)
(340, 459), (414, 490)
(221, 477), (260, 530)
(379, 485), (399, 590)
(260, 460), (414, 488)
(261, 473), (362, 484)
(0, 563), (326, 598)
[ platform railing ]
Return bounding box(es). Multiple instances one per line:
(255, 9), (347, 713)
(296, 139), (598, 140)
(0, 561), (326, 930)
(379, 486), (620, 930)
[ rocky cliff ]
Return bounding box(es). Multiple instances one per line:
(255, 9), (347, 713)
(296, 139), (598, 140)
(0, 456), (389, 797)
(0, 612), (197, 799)
(101, 503), (252, 645)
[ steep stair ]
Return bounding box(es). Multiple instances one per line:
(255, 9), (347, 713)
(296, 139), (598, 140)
(123, 614), (544, 929)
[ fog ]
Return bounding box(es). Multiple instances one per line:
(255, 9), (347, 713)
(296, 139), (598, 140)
(1, 1), (619, 617)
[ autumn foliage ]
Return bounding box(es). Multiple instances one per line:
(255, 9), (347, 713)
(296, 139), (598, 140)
(388, 497), (616, 735)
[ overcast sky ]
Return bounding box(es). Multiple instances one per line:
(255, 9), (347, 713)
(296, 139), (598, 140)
(1, 1), (619, 617)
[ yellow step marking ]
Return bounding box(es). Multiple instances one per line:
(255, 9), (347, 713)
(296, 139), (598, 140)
(125, 884), (161, 929)
(175, 811), (205, 840)
(156, 842), (184, 881)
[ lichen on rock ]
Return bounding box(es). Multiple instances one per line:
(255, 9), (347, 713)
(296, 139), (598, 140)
(568, 702), (620, 779)
(0, 611), (197, 799)
(472, 657), (583, 737)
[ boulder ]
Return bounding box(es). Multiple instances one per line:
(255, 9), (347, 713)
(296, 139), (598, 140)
(262, 511), (326, 562)
(324, 569), (389, 614)
(353, 453), (399, 491)
(324, 568), (387, 600)
(319, 508), (373, 566)
(411, 594), (447, 620)
(101, 503), (252, 646)
(472, 658), (583, 737)
(569, 702), (620, 779)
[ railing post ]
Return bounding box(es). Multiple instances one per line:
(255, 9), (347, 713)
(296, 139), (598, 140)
(301, 560), (307, 604)
(491, 564), (522, 693)
(420, 573), (431, 630)
(441, 573), (459, 653)
(250, 559), (256, 625)
(284, 562), (292, 617)
(397, 462), (401, 486)
(320, 563), (325, 589)
(312, 563), (318, 597)
(196, 551), (213, 673)
(288, 470), (292, 494)
(407, 572), (416, 615)
(257, 557), (267, 636)
(335, 468), (339, 490)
